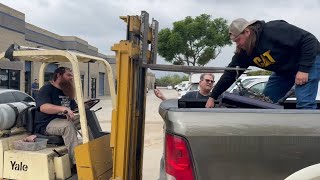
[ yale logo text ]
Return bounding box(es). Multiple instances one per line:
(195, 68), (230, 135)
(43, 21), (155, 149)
(10, 161), (28, 171)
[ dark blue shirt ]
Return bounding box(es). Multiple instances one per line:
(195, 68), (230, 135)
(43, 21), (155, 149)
(181, 91), (210, 100)
(31, 82), (39, 94)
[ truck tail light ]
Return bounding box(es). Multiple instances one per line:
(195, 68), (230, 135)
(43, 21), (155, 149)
(165, 133), (195, 180)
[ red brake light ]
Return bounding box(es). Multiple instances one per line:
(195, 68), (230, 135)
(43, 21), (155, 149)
(165, 133), (195, 180)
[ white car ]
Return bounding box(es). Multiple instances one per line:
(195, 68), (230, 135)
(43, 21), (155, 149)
(231, 78), (268, 95)
(231, 78), (320, 101)
(0, 89), (35, 105)
(178, 83), (199, 99)
(176, 81), (190, 91)
(227, 76), (270, 93)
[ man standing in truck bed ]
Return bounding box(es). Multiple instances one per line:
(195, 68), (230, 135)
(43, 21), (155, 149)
(206, 18), (320, 109)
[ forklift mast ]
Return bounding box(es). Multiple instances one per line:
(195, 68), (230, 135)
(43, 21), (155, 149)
(110, 11), (249, 180)
(111, 11), (159, 180)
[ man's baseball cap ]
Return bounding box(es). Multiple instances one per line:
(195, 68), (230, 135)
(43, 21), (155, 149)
(229, 18), (258, 40)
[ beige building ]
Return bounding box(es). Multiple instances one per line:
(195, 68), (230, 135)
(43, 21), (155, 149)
(0, 3), (117, 99)
(0, 3), (155, 99)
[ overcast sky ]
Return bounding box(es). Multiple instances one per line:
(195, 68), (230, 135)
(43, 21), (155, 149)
(1, 0), (320, 77)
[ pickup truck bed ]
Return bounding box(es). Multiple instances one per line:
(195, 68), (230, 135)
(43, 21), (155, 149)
(159, 99), (320, 180)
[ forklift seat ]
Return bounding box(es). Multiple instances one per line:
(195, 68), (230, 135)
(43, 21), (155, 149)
(26, 107), (64, 145)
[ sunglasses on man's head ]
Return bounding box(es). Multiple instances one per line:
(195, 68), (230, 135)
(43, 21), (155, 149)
(203, 79), (215, 83)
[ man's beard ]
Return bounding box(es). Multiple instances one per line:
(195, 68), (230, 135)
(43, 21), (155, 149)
(59, 79), (75, 99)
(235, 32), (257, 56)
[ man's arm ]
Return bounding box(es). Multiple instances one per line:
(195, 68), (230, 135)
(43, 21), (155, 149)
(40, 104), (74, 120)
(40, 104), (69, 114)
(210, 54), (248, 100)
(206, 54), (248, 108)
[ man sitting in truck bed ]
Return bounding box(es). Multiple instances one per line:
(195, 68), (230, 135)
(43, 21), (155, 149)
(154, 73), (215, 101)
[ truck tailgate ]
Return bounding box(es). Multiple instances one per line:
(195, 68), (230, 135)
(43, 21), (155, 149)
(159, 100), (320, 180)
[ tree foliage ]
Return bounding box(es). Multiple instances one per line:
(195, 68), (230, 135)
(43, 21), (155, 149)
(247, 70), (272, 76)
(155, 74), (189, 87)
(158, 14), (231, 66)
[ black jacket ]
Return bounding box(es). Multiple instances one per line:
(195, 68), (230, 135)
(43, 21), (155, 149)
(210, 20), (320, 100)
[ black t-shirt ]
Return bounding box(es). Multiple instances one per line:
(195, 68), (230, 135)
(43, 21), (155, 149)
(34, 83), (76, 134)
(181, 91), (210, 100)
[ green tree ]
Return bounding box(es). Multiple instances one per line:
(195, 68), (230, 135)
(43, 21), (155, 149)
(155, 74), (189, 87)
(181, 75), (189, 81)
(247, 70), (272, 76)
(158, 14), (231, 66)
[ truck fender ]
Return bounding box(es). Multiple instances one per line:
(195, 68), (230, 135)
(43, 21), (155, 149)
(285, 163), (320, 180)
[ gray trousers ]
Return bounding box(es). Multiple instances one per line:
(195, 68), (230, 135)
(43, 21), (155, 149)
(46, 117), (79, 165)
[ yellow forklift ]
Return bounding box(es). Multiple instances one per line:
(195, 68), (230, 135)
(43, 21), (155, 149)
(0, 11), (159, 180)
(0, 44), (116, 179)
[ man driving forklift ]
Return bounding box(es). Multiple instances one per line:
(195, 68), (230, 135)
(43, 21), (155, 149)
(35, 67), (79, 172)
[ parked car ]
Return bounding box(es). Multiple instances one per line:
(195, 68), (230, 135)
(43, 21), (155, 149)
(231, 78), (320, 103)
(178, 83), (199, 99)
(226, 75), (270, 93)
(0, 89), (35, 105)
(176, 81), (190, 91)
(231, 78), (268, 95)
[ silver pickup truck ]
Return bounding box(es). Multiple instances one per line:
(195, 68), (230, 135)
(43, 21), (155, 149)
(158, 94), (320, 180)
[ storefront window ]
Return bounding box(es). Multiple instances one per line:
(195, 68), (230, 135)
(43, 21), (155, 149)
(10, 70), (20, 90)
(0, 69), (20, 90)
(0, 69), (8, 88)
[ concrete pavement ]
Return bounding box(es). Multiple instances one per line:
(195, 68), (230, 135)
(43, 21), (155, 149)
(94, 88), (178, 179)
